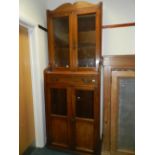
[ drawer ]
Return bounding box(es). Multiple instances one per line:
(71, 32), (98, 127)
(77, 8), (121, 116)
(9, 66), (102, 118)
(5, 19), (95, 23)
(46, 75), (98, 86)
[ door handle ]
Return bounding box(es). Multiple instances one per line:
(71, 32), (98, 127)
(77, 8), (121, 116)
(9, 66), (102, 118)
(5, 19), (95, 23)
(65, 65), (69, 68)
(77, 96), (81, 100)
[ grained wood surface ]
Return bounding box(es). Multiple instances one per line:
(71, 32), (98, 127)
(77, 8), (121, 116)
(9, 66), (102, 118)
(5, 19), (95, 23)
(103, 55), (135, 154)
(45, 73), (100, 154)
(50, 117), (69, 148)
(75, 119), (94, 152)
(103, 55), (135, 67)
(111, 71), (135, 155)
(45, 1), (102, 154)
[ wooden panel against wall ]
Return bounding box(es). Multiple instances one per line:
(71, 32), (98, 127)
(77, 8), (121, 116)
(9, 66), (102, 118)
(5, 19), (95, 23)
(102, 55), (135, 155)
(19, 26), (35, 155)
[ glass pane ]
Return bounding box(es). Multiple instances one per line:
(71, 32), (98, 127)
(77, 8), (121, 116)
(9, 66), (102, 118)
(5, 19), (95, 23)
(78, 14), (96, 67)
(51, 88), (67, 116)
(53, 17), (69, 68)
(118, 78), (135, 150)
(75, 90), (94, 119)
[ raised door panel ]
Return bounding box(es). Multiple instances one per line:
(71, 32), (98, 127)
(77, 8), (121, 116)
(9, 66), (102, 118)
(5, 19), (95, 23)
(111, 71), (135, 155)
(47, 87), (70, 148)
(73, 88), (97, 153)
(75, 119), (94, 152)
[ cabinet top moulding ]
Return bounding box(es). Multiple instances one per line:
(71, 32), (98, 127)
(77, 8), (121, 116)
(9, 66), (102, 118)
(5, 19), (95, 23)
(47, 1), (102, 14)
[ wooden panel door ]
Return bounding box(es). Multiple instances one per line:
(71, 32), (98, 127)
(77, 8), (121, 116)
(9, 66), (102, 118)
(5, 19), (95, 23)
(72, 86), (98, 153)
(46, 85), (71, 148)
(111, 71), (135, 155)
(74, 7), (101, 71)
(19, 26), (35, 154)
(47, 12), (73, 71)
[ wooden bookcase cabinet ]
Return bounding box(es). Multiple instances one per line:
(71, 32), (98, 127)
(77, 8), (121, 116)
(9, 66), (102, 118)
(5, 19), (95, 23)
(44, 2), (102, 155)
(103, 56), (135, 155)
(47, 1), (102, 72)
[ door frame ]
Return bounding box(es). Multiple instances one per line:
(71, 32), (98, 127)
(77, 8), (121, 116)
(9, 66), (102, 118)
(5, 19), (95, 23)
(111, 70), (135, 155)
(19, 17), (46, 147)
(103, 55), (135, 153)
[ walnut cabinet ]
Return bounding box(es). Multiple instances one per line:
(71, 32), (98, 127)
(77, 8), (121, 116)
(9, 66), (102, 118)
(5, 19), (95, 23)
(44, 2), (102, 155)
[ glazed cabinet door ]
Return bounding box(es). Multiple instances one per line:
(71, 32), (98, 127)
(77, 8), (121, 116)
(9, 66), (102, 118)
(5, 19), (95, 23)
(74, 9), (101, 71)
(72, 86), (99, 153)
(111, 71), (135, 155)
(46, 85), (71, 148)
(47, 13), (72, 70)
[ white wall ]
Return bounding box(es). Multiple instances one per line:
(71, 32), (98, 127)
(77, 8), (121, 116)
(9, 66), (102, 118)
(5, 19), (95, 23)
(102, 0), (135, 55)
(19, 0), (48, 147)
(103, 27), (135, 55)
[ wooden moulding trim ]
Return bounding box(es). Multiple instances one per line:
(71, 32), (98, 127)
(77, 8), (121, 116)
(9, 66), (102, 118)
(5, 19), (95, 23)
(102, 22), (135, 29)
(103, 55), (135, 67)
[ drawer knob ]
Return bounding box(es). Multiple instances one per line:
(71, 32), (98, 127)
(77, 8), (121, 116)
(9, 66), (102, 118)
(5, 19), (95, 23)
(66, 65), (69, 68)
(92, 79), (96, 83)
(77, 96), (81, 100)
